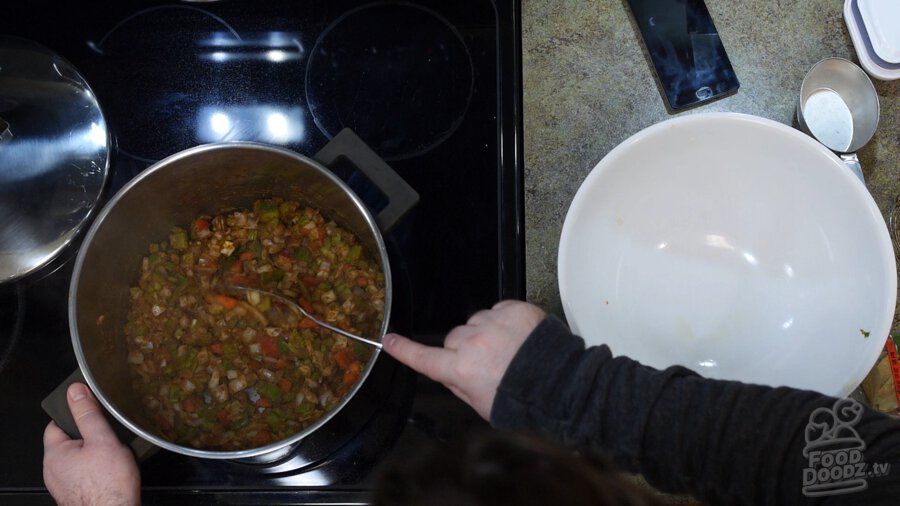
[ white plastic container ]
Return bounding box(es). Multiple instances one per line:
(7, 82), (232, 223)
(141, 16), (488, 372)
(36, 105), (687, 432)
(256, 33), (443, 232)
(844, 0), (900, 80)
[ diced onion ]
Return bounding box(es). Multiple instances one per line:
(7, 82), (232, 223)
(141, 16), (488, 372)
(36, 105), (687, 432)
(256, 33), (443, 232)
(208, 370), (220, 389)
(212, 385), (229, 403)
(229, 378), (246, 393)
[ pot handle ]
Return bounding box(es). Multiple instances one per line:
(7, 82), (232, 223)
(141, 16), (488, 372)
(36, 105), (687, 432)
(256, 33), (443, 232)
(41, 369), (158, 461)
(314, 128), (419, 232)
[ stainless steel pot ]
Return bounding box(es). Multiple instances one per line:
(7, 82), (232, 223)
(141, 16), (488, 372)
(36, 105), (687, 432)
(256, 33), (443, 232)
(68, 132), (417, 460)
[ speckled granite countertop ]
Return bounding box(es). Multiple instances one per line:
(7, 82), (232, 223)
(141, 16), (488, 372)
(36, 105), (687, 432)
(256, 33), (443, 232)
(522, 0), (899, 324)
(521, 1), (897, 501)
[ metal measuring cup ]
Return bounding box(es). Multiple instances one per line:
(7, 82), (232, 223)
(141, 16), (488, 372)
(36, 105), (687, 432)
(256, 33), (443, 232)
(797, 57), (880, 182)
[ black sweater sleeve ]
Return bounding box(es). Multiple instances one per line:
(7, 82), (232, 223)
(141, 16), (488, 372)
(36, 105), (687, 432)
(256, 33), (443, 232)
(490, 315), (900, 505)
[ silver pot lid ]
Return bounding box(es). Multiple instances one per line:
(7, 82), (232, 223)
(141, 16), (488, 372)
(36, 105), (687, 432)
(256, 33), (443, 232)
(0, 36), (110, 283)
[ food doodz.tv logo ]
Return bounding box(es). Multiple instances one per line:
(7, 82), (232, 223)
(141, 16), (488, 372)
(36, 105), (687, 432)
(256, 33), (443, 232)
(802, 398), (891, 497)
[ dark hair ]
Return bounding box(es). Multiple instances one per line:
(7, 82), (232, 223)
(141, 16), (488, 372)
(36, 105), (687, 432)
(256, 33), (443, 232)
(373, 430), (666, 506)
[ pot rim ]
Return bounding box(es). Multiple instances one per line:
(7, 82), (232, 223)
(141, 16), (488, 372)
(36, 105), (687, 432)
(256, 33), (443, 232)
(68, 141), (391, 460)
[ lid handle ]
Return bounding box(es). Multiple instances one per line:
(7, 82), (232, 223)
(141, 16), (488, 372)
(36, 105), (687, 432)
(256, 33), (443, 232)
(0, 117), (11, 143)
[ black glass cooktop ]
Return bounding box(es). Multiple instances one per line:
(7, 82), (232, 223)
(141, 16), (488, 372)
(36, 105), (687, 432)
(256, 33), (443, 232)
(0, 1), (523, 504)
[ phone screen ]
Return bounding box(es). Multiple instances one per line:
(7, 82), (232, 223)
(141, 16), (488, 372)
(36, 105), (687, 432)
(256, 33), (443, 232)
(624, 0), (739, 111)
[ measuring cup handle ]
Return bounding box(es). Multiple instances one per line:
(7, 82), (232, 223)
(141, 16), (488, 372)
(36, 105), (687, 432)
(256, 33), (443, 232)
(839, 153), (865, 183)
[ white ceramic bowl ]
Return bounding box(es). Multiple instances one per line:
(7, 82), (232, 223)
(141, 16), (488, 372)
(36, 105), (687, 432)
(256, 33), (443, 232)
(558, 113), (896, 396)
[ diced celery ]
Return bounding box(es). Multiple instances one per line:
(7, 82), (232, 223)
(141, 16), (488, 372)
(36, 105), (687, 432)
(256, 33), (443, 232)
(278, 201), (296, 217)
(223, 342), (238, 359)
(257, 381), (283, 403)
(294, 247), (311, 262)
(258, 296), (271, 312)
(169, 228), (188, 250)
(261, 270), (284, 284)
(265, 411), (283, 427)
(256, 200), (280, 222)
(352, 342), (370, 361)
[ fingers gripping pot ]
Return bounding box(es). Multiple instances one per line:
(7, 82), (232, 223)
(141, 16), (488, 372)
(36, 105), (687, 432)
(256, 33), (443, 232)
(67, 131), (418, 460)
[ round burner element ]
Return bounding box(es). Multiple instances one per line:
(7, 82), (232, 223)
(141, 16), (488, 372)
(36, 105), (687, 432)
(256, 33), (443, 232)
(86, 7), (243, 162)
(87, 6), (305, 163)
(306, 3), (474, 160)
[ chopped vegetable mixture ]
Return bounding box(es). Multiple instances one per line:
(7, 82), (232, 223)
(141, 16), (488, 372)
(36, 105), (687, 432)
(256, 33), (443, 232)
(124, 198), (384, 450)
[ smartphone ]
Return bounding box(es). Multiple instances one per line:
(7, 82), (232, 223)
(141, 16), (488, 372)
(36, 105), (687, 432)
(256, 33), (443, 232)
(624, 0), (739, 111)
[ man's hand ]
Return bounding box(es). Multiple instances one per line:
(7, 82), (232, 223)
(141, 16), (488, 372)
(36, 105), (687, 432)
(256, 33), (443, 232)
(43, 383), (141, 506)
(383, 300), (546, 419)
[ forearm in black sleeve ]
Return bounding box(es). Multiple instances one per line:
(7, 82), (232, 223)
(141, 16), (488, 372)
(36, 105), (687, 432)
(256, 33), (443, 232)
(490, 315), (900, 505)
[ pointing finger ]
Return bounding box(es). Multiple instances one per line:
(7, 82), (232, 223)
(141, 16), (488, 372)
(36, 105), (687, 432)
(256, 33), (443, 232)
(383, 333), (456, 384)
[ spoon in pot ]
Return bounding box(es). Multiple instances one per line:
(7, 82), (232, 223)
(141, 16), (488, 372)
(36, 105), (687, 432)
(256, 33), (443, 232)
(227, 284), (383, 349)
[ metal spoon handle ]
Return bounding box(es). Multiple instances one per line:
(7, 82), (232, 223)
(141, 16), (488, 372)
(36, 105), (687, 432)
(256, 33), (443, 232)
(294, 305), (384, 350)
(231, 285), (383, 349)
